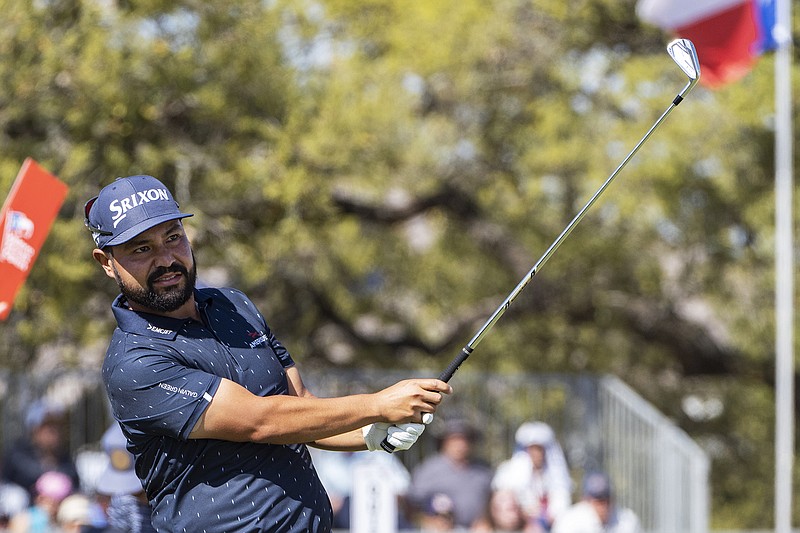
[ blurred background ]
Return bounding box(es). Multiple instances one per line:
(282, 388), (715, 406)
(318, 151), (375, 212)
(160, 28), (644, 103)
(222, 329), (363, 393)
(0, 0), (797, 531)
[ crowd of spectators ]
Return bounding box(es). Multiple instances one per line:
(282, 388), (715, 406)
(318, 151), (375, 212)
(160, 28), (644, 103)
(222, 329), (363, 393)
(0, 399), (639, 533)
(0, 400), (154, 533)
(309, 417), (641, 533)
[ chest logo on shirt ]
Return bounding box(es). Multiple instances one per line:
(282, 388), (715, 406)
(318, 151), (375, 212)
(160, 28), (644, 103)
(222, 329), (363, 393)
(247, 331), (268, 348)
(147, 323), (173, 335)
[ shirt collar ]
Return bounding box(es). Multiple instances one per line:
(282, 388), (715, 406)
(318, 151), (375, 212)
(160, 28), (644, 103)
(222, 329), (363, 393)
(111, 289), (215, 340)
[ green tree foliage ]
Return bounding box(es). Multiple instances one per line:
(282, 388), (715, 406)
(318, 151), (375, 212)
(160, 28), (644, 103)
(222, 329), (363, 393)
(0, 0), (796, 528)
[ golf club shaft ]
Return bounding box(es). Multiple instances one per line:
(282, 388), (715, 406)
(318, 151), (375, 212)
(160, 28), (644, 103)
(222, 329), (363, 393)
(439, 78), (694, 383)
(380, 46), (700, 453)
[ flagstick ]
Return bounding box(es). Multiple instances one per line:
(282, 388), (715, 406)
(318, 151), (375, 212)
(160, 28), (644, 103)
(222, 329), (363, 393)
(773, 0), (794, 531)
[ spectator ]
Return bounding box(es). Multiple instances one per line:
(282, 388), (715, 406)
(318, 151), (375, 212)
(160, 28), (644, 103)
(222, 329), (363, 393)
(309, 448), (412, 529)
(8, 470), (73, 533)
(0, 473), (28, 532)
(408, 419), (493, 531)
(551, 471), (640, 533)
(489, 489), (529, 532)
(492, 421), (572, 531)
(419, 493), (456, 532)
(2, 400), (80, 499)
(94, 424), (155, 533)
(57, 494), (95, 533)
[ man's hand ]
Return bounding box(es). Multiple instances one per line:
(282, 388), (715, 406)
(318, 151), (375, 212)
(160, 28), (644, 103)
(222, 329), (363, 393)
(385, 422), (425, 451)
(363, 422), (427, 452)
(363, 422), (392, 451)
(372, 379), (451, 424)
(361, 422), (425, 452)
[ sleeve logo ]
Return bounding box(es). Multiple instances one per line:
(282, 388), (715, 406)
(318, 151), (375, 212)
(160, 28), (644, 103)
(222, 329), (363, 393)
(158, 382), (199, 398)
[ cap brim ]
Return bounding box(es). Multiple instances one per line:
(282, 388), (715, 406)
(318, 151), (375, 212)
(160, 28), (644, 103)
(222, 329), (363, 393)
(104, 213), (193, 248)
(95, 467), (143, 496)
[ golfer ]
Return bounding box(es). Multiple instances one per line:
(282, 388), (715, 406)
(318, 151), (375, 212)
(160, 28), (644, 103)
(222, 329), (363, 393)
(85, 175), (451, 532)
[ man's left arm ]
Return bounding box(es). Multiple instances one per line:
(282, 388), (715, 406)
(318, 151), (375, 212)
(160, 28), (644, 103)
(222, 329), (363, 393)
(285, 366), (426, 452)
(284, 366), (367, 451)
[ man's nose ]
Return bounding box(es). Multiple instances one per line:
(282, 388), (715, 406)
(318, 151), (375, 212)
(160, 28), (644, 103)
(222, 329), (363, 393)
(152, 244), (178, 267)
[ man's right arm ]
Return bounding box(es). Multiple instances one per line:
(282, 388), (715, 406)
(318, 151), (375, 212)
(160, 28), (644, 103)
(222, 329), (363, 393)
(188, 377), (450, 445)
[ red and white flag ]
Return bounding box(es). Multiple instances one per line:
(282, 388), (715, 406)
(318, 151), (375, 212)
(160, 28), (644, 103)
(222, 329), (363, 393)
(0, 159), (69, 321)
(637, 0), (777, 87)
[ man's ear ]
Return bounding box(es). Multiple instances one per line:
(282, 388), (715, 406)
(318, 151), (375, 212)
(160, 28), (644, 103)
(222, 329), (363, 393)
(92, 248), (116, 280)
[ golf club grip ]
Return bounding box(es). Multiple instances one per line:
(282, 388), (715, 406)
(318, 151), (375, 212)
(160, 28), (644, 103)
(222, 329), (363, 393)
(379, 347), (473, 453)
(439, 346), (473, 383)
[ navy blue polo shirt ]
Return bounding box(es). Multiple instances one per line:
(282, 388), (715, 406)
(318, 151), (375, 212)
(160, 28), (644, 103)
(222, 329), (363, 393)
(102, 287), (333, 533)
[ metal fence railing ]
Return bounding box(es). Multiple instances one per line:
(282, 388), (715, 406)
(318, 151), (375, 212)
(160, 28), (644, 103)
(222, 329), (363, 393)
(600, 375), (710, 533)
(0, 368), (709, 532)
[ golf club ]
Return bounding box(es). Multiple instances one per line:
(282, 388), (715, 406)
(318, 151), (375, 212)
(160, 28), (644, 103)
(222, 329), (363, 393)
(381, 39), (701, 453)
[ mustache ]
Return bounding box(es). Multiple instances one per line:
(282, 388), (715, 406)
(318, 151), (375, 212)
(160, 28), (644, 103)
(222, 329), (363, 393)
(147, 263), (189, 286)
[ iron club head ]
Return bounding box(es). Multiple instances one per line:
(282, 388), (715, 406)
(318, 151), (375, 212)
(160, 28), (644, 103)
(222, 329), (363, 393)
(667, 38), (701, 81)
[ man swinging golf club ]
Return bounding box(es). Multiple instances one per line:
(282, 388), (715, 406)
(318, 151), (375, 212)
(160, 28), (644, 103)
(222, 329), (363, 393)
(85, 175), (451, 532)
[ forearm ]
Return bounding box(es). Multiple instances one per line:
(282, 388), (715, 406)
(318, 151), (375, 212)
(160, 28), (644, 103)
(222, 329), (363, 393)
(309, 428), (368, 452)
(191, 378), (381, 444)
(258, 394), (380, 444)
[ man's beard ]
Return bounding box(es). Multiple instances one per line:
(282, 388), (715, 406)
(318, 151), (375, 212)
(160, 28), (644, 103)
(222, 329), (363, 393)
(112, 254), (197, 313)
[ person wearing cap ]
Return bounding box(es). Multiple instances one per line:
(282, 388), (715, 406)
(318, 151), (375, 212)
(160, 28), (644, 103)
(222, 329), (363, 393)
(407, 419), (493, 531)
(1, 399), (81, 500)
(491, 421), (572, 531)
(0, 478), (29, 531)
(418, 493), (456, 532)
(56, 494), (95, 533)
(84, 175), (451, 532)
(94, 424), (155, 533)
(551, 471), (640, 533)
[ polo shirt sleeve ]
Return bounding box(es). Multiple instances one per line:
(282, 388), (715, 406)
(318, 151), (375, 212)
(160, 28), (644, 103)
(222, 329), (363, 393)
(228, 287), (295, 369)
(267, 329), (295, 368)
(104, 337), (221, 441)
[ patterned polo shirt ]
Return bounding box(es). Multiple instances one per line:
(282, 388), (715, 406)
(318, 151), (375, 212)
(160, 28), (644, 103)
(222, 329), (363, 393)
(102, 287), (333, 532)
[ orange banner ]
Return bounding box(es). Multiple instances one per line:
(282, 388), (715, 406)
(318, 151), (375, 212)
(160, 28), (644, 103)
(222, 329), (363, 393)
(0, 158), (69, 321)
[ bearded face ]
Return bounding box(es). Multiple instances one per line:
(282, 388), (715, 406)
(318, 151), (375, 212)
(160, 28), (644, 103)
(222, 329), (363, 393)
(111, 252), (197, 313)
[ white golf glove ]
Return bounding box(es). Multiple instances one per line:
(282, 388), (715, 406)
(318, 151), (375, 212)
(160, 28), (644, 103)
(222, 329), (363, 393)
(385, 422), (426, 451)
(363, 421), (427, 452)
(363, 422), (392, 451)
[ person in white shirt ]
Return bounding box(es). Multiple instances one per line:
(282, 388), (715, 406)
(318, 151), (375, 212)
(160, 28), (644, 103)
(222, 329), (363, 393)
(309, 447), (412, 528)
(491, 421), (572, 531)
(551, 471), (640, 533)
